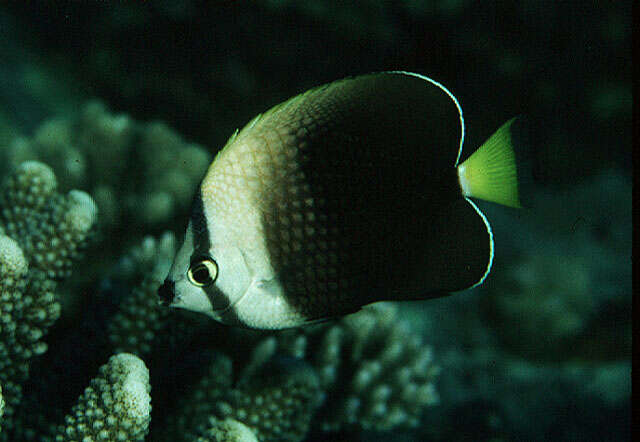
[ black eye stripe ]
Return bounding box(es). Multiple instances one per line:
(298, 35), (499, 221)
(187, 187), (231, 311)
(190, 188), (211, 255)
(202, 283), (230, 311)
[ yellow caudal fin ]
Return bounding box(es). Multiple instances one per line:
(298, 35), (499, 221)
(457, 117), (530, 208)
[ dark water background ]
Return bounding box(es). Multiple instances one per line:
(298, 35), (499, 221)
(0, 1), (631, 441)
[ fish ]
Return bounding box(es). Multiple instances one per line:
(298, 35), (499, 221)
(157, 71), (528, 329)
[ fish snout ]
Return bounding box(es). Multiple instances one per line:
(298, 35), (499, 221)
(158, 279), (176, 306)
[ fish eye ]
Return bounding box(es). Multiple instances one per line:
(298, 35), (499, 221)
(187, 257), (218, 287)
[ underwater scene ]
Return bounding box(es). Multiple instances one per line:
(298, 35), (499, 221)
(0, 2), (630, 441)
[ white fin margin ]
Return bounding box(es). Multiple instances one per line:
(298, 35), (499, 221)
(463, 197), (494, 288)
(387, 71), (465, 167)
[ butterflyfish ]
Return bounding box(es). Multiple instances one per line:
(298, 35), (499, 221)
(158, 71), (528, 329)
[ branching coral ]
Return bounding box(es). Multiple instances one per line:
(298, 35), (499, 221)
(166, 350), (323, 442)
(205, 355), (322, 442)
(0, 101), (210, 230)
(107, 233), (176, 356)
(0, 161), (97, 436)
(218, 357), (323, 441)
(153, 302), (438, 442)
(0, 162), (97, 279)
(52, 353), (151, 442)
(277, 303), (440, 431)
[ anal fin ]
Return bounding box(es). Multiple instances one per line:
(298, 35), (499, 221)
(417, 198), (494, 294)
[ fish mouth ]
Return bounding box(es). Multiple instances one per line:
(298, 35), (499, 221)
(157, 279), (176, 306)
